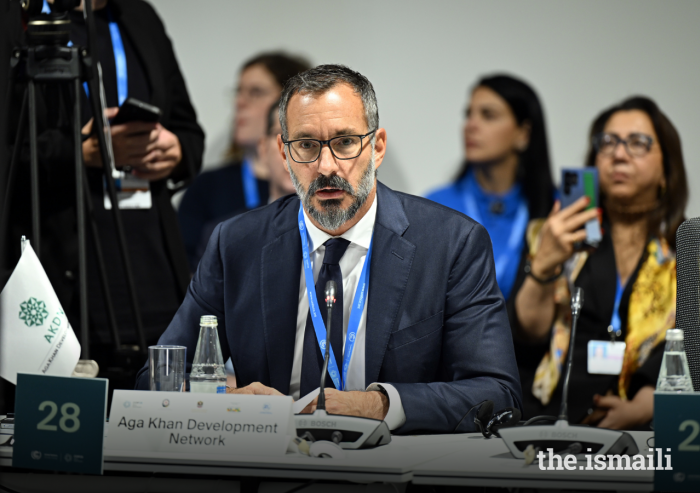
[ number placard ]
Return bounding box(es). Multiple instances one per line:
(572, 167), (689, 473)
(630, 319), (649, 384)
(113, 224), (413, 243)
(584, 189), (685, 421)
(13, 373), (107, 475)
(654, 392), (700, 492)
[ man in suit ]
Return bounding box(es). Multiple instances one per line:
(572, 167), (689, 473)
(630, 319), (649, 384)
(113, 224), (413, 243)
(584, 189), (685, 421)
(136, 65), (522, 434)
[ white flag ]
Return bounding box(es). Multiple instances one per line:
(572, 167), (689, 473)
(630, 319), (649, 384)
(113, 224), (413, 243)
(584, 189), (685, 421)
(0, 239), (81, 384)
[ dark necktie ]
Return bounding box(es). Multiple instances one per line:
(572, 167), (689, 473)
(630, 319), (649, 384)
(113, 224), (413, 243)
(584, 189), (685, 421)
(300, 238), (350, 397)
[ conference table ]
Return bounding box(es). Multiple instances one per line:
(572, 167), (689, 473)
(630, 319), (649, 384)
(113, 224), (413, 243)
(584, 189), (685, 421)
(0, 430), (655, 492)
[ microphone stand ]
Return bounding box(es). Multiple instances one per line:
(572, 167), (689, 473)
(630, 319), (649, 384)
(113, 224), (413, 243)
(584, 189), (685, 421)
(294, 280), (391, 450)
(498, 287), (640, 459)
(316, 280), (336, 411)
(558, 288), (584, 422)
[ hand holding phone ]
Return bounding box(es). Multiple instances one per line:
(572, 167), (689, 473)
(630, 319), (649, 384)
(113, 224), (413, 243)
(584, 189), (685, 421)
(110, 97), (161, 125)
(82, 99), (176, 176)
(560, 168), (602, 248)
(530, 197), (599, 278)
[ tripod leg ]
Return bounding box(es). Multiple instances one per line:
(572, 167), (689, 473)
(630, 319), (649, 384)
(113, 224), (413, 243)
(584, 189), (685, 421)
(0, 89), (28, 266)
(72, 79), (90, 358)
(27, 80), (40, 257)
(82, 165), (121, 349)
(83, 70), (147, 354)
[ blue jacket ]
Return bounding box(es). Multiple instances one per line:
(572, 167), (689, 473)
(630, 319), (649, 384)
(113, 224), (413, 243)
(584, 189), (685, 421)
(136, 182), (523, 434)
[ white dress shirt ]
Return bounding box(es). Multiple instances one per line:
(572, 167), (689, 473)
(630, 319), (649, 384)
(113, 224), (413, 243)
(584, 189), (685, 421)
(289, 195), (406, 430)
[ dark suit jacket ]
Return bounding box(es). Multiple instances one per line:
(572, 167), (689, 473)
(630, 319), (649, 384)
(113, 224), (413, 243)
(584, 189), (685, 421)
(0, 0), (203, 303)
(178, 162), (270, 272)
(136, 182), (523, 434)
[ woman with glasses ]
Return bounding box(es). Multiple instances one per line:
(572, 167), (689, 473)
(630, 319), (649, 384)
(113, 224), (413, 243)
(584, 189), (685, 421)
(511, 96), (688, 429)
(426, 74), (555, 302)
(178, 52), (310, 271)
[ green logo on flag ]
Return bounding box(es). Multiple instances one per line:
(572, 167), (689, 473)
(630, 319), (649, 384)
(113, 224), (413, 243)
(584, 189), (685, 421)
(19, 298), (49, 327)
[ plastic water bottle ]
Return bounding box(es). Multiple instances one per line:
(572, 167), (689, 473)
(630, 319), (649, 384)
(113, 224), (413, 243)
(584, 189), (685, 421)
(656, 328), (694, 392)
(190, 315), (227, 394)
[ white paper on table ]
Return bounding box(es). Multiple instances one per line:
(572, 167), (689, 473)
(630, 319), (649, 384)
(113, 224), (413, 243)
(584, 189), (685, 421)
(107, 390), (294, 458)
(293, 388), (320, 414)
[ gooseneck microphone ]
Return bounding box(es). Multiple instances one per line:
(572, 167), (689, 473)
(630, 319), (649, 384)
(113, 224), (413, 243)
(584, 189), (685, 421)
(498, 287), (639, 460)
(558, 287), (584, 421)
(317, 280), (337, 411)
(294, 280), (391, 450)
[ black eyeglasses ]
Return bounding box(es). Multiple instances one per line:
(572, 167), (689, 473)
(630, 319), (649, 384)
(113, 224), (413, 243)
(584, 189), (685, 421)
(593, 132), (654, 158)
(282, 129), (377, 164)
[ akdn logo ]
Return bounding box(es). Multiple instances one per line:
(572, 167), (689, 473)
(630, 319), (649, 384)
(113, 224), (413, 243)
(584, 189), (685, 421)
(19, 297), (49, 327)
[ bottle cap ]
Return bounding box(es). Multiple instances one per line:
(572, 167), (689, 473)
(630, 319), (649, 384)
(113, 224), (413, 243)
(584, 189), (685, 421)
(666, 328), (684, 341)
(200, 315), (218, 327)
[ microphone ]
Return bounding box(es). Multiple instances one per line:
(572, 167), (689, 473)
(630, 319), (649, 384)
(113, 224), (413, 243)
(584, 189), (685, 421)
(317, 280), (337, 411)
(294, 280), (391, 450)
(558, 287), (583, 421)
(675, 218), (700, 390)
(499, 287), (639, 460)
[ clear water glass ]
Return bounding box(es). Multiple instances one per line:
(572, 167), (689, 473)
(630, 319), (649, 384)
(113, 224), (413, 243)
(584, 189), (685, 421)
(149, 345), (186, 392)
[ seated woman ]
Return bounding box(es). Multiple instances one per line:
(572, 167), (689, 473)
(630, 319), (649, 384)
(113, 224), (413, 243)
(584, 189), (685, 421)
(426, 74), (554, 300)
(178, 52), (310, 271)
(512, 96), (687, 429)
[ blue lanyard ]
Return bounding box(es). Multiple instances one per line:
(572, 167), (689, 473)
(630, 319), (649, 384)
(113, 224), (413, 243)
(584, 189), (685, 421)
(65, 6), (128, 105)
(298, 206), (373, 390)
(463, 181), (529, 290)
(610, 275), (624, 335)
(107, 9), (128, 106)
(242, 159), (261, 209)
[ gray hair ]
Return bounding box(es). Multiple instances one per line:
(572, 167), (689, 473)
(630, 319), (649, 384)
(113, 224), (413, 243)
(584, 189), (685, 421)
(279, 64), (379, 141)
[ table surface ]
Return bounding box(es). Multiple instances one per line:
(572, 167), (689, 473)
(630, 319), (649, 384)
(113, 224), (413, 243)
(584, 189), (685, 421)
(0, 430), (655, 490)
(412, 431), (654, 490)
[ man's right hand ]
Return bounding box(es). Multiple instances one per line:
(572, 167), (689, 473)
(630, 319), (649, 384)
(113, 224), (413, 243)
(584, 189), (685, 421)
(530, 196), (600, 278)
(82, 107), (161, 169)
(226, 382), (284, 396)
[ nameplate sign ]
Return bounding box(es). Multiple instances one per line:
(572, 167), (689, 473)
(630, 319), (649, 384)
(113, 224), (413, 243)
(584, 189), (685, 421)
(654, 392), (700, 492)
(106, 390), (294, 460)
(13, 373), (108, 475)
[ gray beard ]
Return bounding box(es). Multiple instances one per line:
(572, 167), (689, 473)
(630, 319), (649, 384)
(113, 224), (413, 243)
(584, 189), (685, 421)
(288, 153), (376, 232)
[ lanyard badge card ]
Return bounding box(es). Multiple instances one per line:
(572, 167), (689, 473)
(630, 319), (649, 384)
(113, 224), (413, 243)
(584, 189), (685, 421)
(588, 277), (627, 375)
(588, 326), (626, 375)
(103, 171), (152, 210)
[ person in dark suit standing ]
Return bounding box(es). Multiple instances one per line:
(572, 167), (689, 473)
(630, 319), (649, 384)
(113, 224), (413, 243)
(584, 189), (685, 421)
(1, 0), (204, 391)
(136, 65), (522, 434)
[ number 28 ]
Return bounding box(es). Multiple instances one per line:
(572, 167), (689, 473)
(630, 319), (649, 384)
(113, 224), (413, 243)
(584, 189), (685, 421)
(36, 401), (80, 433)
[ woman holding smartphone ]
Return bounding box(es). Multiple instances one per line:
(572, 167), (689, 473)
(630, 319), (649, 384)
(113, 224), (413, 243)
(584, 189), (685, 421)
(426, 74), (555, 301)
(511, 96), (688, 429)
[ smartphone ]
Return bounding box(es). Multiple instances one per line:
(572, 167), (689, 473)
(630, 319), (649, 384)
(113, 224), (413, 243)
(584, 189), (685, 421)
(560, 168), (602, 247)
(110, 97), (162, 125)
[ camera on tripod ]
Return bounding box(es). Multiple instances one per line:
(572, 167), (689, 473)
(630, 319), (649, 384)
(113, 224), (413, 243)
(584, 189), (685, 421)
(22, 0), (81, 46)
(1, 0), (148, 363)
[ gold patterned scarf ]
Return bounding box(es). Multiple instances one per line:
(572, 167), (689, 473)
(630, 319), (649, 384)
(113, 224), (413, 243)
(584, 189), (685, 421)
(528, 220), (676, 405)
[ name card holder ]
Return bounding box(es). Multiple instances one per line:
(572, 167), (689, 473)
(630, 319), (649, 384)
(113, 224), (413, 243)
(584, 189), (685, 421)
(13, 373), (108, 475)
(107, 390), (294, 460)
(654, 392), (700, 492)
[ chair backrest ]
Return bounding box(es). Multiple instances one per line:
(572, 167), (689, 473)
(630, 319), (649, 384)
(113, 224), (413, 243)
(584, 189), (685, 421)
(675, 217), (700, 391)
